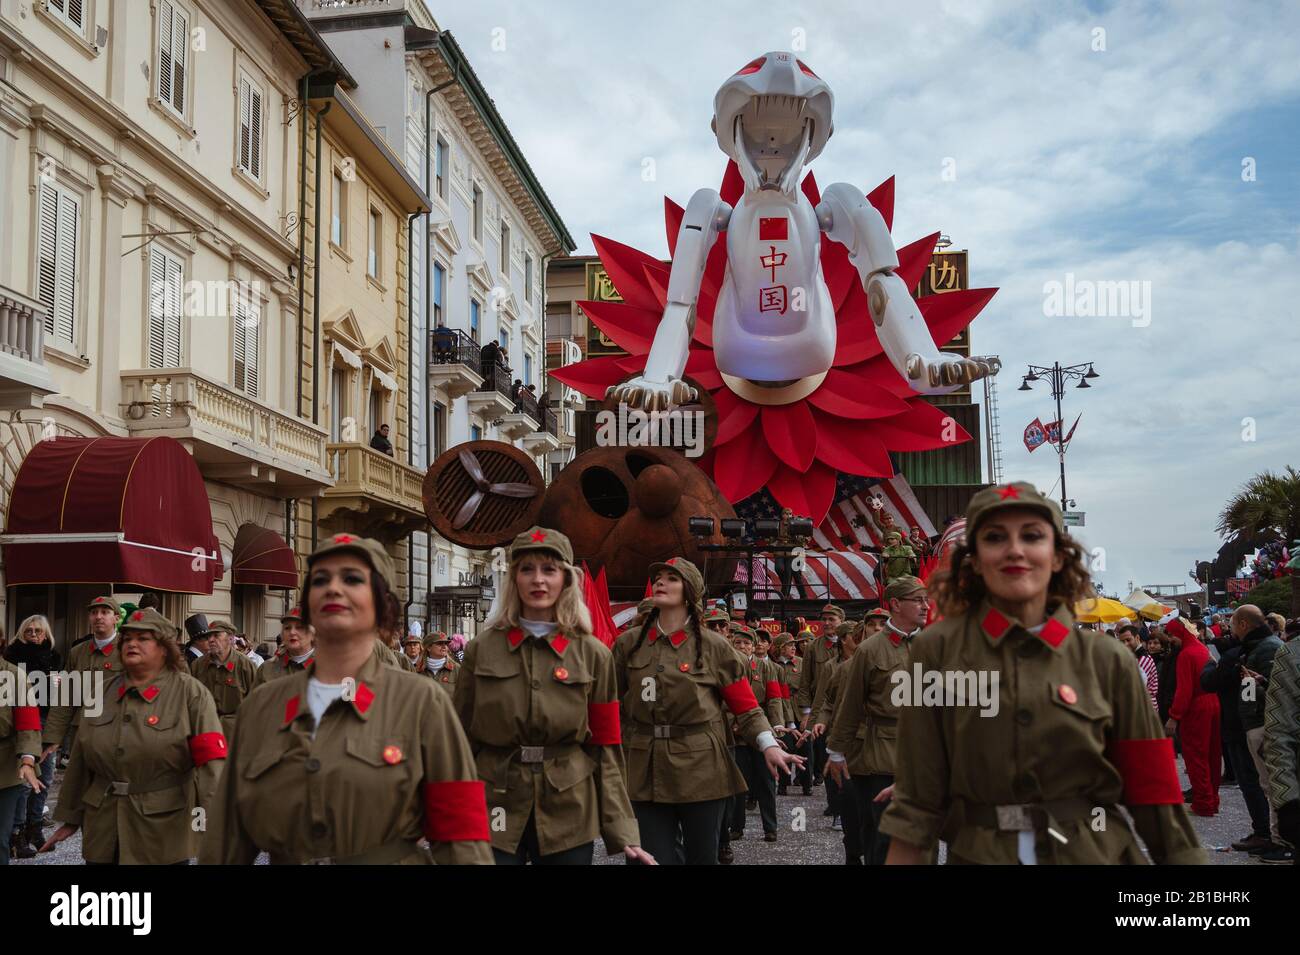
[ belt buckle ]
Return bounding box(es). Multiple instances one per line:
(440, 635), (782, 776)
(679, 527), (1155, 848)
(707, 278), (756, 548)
(108, 781), (130, 796)
(653, 725), (673, 739)
(995, 804), (1032, 831)
(519, 746), (545, 763)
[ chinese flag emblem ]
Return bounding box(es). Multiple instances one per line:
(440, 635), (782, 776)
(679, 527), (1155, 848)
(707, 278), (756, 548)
(759, 217), (788, 240)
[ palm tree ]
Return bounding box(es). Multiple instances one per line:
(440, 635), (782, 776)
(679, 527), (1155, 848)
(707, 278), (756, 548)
(1217, 466), (1300, 616)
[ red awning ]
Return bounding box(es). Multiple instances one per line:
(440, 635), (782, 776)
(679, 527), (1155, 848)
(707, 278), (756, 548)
(232, 523), (297, 589)
(1, 436), (221, 593)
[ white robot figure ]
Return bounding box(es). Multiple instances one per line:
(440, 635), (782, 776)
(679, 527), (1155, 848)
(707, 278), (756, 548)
(609, 52), (999, 412)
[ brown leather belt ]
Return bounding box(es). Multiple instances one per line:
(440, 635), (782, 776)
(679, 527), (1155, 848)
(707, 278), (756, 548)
(957, 796), (1097, 837)
(630, 721), (713, 740)
(99, 770), (193, 796)
(274, 837), (425, 866)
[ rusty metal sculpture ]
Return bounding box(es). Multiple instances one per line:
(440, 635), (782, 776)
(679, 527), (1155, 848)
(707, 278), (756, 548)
(422, 440), (544, 549)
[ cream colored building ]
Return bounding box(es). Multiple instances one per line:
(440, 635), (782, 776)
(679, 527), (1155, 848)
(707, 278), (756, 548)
(0, 0), (416, 652)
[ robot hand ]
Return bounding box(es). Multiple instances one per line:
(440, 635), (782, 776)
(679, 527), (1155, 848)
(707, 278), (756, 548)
(605, 375), (698, 413)
(905, 353), (1001, 392)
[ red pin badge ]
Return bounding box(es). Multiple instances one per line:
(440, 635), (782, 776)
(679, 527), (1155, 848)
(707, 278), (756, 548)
(554, 667), (569, 681)
(382, 745), (402, 765)
(679, 662), (690, 672)
(1058, 685), (1077, 705)
(146, 715), (159, 726)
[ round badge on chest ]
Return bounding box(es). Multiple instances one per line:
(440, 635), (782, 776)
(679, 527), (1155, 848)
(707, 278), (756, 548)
(679, 662), (690, 672)
(1058, 684), (1078, 705)
(382, 745), (402, 765)
(554, 667), (569, 681)
(146, 715), (159, 726)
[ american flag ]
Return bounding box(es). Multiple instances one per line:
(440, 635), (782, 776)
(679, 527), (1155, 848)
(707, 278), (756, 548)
(1138, 654), (1159, 711)
(812, 474), (937, 551)
(733, 550), (880, 600)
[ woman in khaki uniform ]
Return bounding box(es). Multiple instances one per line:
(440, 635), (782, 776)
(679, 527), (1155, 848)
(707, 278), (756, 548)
(190, 620), (258, 736)
(202, 534), (491, 865)
(41, 608), (227, 864)
(880, 482), (1204, 865)
(420, 632), (460, 695)
(614, 558), (802, 864)
(454, 526), (649, 865)
(256, 607), (315, 685)
(402, 631), (425, 668)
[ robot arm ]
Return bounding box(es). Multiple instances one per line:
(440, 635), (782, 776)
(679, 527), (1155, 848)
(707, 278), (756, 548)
(607, 188), (732, 412)
(816, 182), (998, 393)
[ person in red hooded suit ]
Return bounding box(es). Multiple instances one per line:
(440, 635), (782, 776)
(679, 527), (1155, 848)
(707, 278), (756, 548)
(1165, 614), (1221, 816)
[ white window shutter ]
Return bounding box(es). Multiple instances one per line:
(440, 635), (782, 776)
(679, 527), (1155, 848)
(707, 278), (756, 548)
(68, 0), (84, 29)
(164, 256), (183, 366)
(53, 190), (78, 343)
(170, 6), (187, 114)
(157, 1), (173, 106)
(238, 75), (251, 172)
(37, 184), (59, 338)
(233, 298), (259, 397)
(148, 248), (168, 368)
(249, 87), (262, 179)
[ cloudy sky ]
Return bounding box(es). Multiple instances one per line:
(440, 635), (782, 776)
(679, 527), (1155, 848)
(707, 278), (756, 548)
(430, 0), (1300, 597)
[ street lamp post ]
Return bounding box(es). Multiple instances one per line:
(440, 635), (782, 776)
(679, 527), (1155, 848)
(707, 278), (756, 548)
(1018, 361), (1098, 514)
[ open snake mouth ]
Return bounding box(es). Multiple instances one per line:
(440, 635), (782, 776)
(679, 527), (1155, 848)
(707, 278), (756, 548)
(734, 94), (814, 193)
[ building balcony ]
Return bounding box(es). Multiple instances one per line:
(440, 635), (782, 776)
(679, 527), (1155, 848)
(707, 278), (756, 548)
(0, 286), (57, 410)
(467, 362), (517, 421)
(521, 407), (562, 455)
(120, 369), (332, 496)
(319, 442), (427, 536)
(429, 328), (483, 400)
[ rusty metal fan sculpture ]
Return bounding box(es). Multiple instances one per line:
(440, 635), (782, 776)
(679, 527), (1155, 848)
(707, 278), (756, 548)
(422, 440), (545, 549)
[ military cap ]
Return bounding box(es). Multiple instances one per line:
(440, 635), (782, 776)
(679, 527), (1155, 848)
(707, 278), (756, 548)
(402, 631), (423, 645)
(865, 607), (891, 620)
(885, 531), (903, 542)
(119, 606), (178, 640)
(426, 631), (451, 644)
(883, 575), (927, 601)
(309, 533), (397, 590)
(508, 525), (573, 564)
(88, 595), (119, 613)
(201, 619), (240, 638)
(965, 481), (1064, 538)
(729, 624), (757, 641)
(647, 557), (704, 607)
(703, 606), (730, 624)
(835, 621), (857, 637)
(280, 607), (304, 625)
(820, 603), (846, 620)
(772, 632), (794, 649)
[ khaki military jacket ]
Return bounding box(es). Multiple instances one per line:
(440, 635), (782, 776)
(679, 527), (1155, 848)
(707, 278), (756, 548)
(255, 649), (316, 686)
(419, 657), (460, 695)
(614, 620), (774, 803)
(1, 657), (42, 787)
(373, 639), (405, 670)
(43, 637), (123, 747)
(828, 626), (915, 776)
(745, 654), (785, 730)
(770, 655), (799, 727)
(454, 625), (639, 856)
(191, 651), (258, 735)
(202, 651), (492, 865)
(795, 635), (839, 715)
(879, 601), (1204, 864)
(817, 661), (865, 769)
(54, 668), (226, 864)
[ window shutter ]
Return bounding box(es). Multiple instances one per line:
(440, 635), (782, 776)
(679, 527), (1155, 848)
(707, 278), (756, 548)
(233, 298), (259, 397)
(157, 1), (173, 106)
(36, 184), (59, 338)
(67, 0), (84, 29)
(164, 256), (183, 366)
(170, 5), (187, 114)
(249, 87), (262, 179)
(53, 190), (78, 343)
(148, 249), (168, 368)
(238, 75), (251, 172)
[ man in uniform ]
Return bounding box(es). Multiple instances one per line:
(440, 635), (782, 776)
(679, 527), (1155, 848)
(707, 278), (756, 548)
(813, 620), (860, 820)
(770, 632), (808, 796)
(190, 620), (258, 735)
(41, 596), (122, 761)
(862, 607), (889, 639)
(422, 632), (460, 694)
(826, 575), (929, 864)
(183, 614), (210, 666)
(727, 625), (784, 843)
(880, 531), (918, 588)
(814, 622), (864, 860)
(255, 607), (315, 685)
(798, 604), (846, 793)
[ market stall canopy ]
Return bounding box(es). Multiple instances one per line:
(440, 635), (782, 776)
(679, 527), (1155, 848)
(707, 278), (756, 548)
(232, 523), (298, 589)
(1075, 597), (1135, 624)
(1, 436), (221, 593)
(1122, 588), (1171, 621)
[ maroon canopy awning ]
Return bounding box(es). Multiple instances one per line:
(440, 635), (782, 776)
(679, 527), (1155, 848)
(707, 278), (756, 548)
(2, 436), (221, 593)
(232, 523), (297, 589)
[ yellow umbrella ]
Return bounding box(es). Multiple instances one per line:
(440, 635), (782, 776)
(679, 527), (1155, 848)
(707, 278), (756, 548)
(1122, 588), (1171, 621)
(1075, 597), (1136, 623)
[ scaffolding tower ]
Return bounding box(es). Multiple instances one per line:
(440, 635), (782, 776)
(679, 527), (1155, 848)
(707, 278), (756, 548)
(976, 355), (1005, 485)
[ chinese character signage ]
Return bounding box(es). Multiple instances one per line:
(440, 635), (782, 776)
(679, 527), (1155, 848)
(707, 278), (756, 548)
(584, 263), (628, 357)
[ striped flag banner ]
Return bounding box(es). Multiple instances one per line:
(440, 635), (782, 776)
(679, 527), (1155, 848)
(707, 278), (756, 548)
(814, 474), (936, 551)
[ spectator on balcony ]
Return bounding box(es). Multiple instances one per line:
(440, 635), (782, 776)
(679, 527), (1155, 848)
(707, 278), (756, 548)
(480, 340), (502, 376)
(370, 423), (394, 457)
(511, 379), (524, 413)
(433, 323), (455, 363)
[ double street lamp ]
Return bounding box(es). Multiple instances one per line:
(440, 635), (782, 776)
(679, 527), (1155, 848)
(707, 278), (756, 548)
(1018, 361), (1099, 514)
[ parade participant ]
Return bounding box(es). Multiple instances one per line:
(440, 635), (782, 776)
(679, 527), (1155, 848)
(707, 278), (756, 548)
(41, 596), (122, 760)
(403, 632), (425, 668)
(4, 615), (59, 858)
(813, 620), (858, 819)
(202, 533), (492, 865)
(880, 482), (1203, 864)
(183, 614), (210, 666)
(1228, 604), (1284, 855)
(190, 620), (258, 736)
(1262, 635), (1300, 862)
(455, 526), (648, 865)
(862, 607), (889, 638)
(1, 653), (43, 864)
(769, 632), (806, 795)
(41, 608), (226, 864)
(797, 604), (843, 796)
(726, 626), (782, 844)
(880, 531), (918, 587)
(826, 576), (930, 864)
(614, 557), (802, 864)
(380, 594), (414, 672)
(421, 632), (460, 694)
(256, 608), (316, 685)
(1165, 614), (1221, 817)
(814, 624), (863, 860)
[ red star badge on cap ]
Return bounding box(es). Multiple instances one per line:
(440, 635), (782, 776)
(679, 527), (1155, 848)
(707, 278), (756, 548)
(997, 484), (1021, 500)
(531, 530), (546, 543)
(131, 610), (145, 621)
(334, 534), (354, 544)
(666, 557), (677, 565)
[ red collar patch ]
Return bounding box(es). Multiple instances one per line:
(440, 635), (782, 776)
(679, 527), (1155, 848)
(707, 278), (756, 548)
(224, 660), (235, 672)
(119, 682), (162, 702)
(648, 628), (688, 647)
(981, 607), (1072, 650)
(284, 696), (300, 726)
(96, 642), (115, 656)
(506, 628), (526, 649)
(352, 681), (375, 716)
(1038, 617), (1071, 649)
(551, 634), (569, 655)
(981, 608), (1013, 641)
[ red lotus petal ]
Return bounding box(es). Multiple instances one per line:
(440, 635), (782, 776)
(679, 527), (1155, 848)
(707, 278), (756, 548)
(551, 356), (631, 399)
(614, 356), (645, 374)
(712, 386), (760, 446)
(816, 416), (895, 477)
(831, 282), (881, 366)
(766, 461), (837, 524)
(801, 170), (821, 206)
(823, 235), (857, 313)
(700, 233), (729, 302)
(720, 160), (744, 206)
(713, 424), (778, 502)
(870, 401), (971, 451)
(808, 369), (911, 419)
(761, 402), (818, 473)
(665, 197), (684, 258)
(897, 232), (942, 294)
(867, 177), (895, 232)
(837, 355), (916, 397)
(692, 313), (714, 348)
(591, 235), (663, 312)
(641, 262), (670, 308)
(684, 351), (723, 390)
(919, 287), (998, 348)
(578, 299), (656, 355)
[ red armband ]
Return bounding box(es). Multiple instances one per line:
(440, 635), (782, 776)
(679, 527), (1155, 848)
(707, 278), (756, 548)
(188, 732), (229, 767)
(780, 683), (792, 700)
(719, 677), (760, 716)
(1105, 737), (1183, 805)
(586, 701), (621, 745)
(764, 680), (782, 702)
(14, 706), (41, 732)
(422, 779), (490, 842)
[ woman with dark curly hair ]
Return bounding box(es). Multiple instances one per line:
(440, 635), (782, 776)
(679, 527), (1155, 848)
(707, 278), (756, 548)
(879, 482), (1204, 864)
